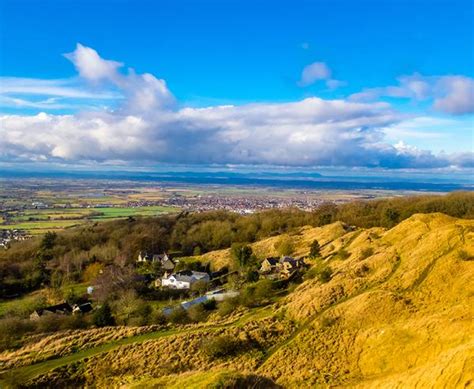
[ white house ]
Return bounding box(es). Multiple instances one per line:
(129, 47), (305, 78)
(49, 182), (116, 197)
(161, 270), (210, 289)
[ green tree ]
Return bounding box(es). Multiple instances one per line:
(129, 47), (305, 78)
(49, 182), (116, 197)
(93, 303), (115, 327)
(40, 231), (57, 250)
(191, 279), (209, 295)
(230, 243), (253, 268)
(309, 239), (321, 258)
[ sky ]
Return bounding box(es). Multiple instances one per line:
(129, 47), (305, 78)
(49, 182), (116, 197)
(0, 0), (473, 173)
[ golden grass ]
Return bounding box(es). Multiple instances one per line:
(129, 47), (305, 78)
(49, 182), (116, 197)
(4, 213), (473, 388)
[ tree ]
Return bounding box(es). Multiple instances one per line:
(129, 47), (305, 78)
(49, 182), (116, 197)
(40, 232), (57, 251)
(230, 243), (253, 268)
(93, 303), (115, 327)
(191, 279), (208, 295)
(309, 240), (321, 258)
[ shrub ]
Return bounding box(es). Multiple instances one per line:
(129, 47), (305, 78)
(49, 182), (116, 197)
(337, 249), (350, 260)
(188, 303), (209, 323)
(360, 247), (374, 260)
(190, 280), (209, 295)
(93, 303), (115, 327)
(309, 239), (321, 258)
(201, 335), (242, 359)
(230, 243), (253, 268)
(168, 307), (190, 324)
(202, 299), (217, 311)
(36, 314), (64, 333)
(218, 297), (240, 316)
(318, 268), (333, 283)
(458, 249), (474, 261)
(303, 263), (333, 283)
(151, 310), (167, 325)
(321, 316), (337, 328)
(240, 279), (274, 307)
(0, 318), (34, 351)
(254, 279), (274, 300)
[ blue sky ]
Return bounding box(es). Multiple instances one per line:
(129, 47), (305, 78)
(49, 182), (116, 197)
(0, 0), (473, 171)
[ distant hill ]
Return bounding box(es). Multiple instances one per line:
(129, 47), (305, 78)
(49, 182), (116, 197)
(1, 212), (472, 388)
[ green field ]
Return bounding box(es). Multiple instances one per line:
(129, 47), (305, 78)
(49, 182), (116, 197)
(0, 206), (180, 233)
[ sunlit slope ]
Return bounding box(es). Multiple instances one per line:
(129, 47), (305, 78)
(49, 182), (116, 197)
(3, 213), (472, 388)
(258, 213), (474, 387)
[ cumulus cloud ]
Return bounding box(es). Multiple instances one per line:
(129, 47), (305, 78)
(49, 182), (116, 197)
(0, 44), (472, 170)
(349, 73), (474, 115)
(64, 43), (175, 113)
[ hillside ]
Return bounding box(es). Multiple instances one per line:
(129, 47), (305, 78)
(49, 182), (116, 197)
(0, 213), (473, 388)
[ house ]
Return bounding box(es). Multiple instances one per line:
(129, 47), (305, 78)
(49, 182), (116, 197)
(259, 256), (307, 279)
(259, 257), (279, 273)
(72, 302), (93, 315)
(30, 302), (72, 320)
(161, 270), (210, 289)
(137, 252), (176, 271)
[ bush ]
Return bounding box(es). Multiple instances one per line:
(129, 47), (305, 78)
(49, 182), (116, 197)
(151, 310), (167, 325)
(188, 303), (209, 323)
(168, 307), (190, 324)
(201, 335), (242, 359)
(202, 299), (217, 311)
(230, 243), (254, 269)
(337, 249), (350, 260)
(458, 249), (474, 261)
(218, 298), (240, 316)
(303, 263), (333, 283)
(93, 303), (115, 327)
(309, 239), (321, 258)
(360, 247), (374, 260)
(36, 314), (63, 333)
(318, 268), (333, 283)
(0, 318), (34, 351)
(240, 279), (274, 307)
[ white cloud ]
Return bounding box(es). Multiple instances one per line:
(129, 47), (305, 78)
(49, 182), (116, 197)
(64, 44), (123, 83)
(349, 74), (474, 115)
(0, 77), (119, 100)
(64, 44), (175, 113)
(0, 44), (472, 170)
(433, 76), (474, 115)
(298, 62), (331, 86)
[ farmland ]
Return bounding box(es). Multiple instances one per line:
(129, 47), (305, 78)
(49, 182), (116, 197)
(0, 206), (179, 234)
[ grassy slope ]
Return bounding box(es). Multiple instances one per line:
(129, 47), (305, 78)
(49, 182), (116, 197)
(0, 213), (472, 388)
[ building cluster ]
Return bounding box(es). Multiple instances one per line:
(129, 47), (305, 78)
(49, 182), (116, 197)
(29, 301), (93, 320)
(0, 229), (31, 249)
(161, 194), (326, 213)
(259, 256), (308, 279)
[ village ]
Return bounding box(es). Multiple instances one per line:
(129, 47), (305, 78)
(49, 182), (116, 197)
(29, 249), (310, 322)
(0, 229), (30, 249)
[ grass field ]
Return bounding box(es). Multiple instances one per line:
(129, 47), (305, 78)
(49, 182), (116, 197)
(0, 206), (180, 234)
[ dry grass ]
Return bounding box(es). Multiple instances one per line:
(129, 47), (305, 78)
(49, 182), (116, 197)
(4, 213), (474, 388)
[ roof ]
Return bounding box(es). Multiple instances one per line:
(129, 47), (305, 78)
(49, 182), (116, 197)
(34, 302), (72, 316)
(280, 256), (297, 265)
(168, 270), (210, 283)
(264, 257), (279, 266)
(73, 302), (93, 314)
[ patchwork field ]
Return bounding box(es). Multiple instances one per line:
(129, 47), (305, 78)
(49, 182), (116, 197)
(0, 206), (179, 234)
